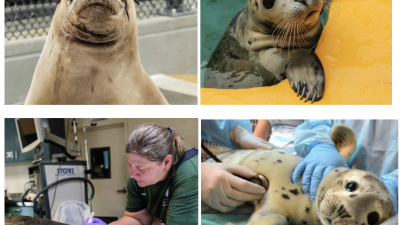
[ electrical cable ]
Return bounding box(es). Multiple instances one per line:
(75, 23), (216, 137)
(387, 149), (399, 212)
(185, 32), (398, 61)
(33, 177), (95, 213)
(49, 118), (70, 213)
(21, 181), (34, 206)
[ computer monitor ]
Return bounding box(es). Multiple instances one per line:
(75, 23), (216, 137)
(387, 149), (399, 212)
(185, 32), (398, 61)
(15, 118), (44, 153)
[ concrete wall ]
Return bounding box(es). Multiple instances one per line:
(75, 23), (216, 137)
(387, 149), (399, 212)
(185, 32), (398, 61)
(5, 14), (198, 105)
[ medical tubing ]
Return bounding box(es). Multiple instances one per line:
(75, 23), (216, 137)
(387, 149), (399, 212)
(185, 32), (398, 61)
(21, 188), (31, 206)
(33, 177), (95, 212)
(201, 143), (222, 162)
(87, 185), (92, 212)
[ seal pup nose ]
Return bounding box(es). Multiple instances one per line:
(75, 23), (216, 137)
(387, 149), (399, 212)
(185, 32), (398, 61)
(294, 0), (308, 6)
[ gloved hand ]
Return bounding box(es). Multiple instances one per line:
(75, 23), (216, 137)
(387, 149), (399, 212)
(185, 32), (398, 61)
(82, 217), (107, 225)
(230, 125), (275, 150)
(381, 175), (398, 214)
(292, 142), (348, 201)
(201, 162), (266, 212)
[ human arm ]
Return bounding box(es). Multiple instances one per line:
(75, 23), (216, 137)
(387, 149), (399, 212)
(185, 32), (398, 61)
(201, 120), (252, 149)
(109, 209), (153, 225)
(201, 162), (266, 212)
(230, 125), (275, 150)
(253, 120), (272, 142)
(111, 177), (152, 225)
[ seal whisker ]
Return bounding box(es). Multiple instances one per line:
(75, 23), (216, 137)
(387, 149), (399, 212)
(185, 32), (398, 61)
(271, 14), (289, 38)
(276, 19), (290, 49)
(275, 19), (290, 49)
(281, 19), (292, 51)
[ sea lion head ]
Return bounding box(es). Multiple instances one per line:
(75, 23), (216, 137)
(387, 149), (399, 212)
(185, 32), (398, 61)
(316, 168), (393, 225)
(57, 0), (138, 43)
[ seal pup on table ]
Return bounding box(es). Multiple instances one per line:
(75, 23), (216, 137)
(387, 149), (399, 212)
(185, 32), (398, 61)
(25, 0), (168, 105)
(218, 125), (394, 225)
(205, 0), (334, 103)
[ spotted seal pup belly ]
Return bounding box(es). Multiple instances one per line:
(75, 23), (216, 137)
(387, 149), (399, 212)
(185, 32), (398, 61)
(218, 125), (394, 225)
(25, 0), (168, 105)
(204, 0), (333, 103)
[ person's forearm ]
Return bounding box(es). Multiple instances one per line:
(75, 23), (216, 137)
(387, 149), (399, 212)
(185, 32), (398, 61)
(109, 216), (142, 225)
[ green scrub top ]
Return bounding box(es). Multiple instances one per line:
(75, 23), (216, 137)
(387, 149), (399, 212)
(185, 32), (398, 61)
(125, 148), (198, 224)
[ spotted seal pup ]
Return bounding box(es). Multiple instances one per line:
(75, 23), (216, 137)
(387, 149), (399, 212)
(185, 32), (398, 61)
(25, 0), (168, 105)
(204, 0), (335, 103)
(218, 125), (394, 224)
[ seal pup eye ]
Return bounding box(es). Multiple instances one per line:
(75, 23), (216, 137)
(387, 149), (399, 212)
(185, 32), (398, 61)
(263, 0), (275, 9)
(345, 181), (358, 192)
(367, 212), (380, 225)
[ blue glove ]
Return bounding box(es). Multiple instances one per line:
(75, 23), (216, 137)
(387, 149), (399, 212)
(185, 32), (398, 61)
(292, 142), (348, 201)
(381, 171), (398, 214)
(82, 217), (108, 225)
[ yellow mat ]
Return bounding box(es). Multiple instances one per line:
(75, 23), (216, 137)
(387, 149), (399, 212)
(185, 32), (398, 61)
(201, 0), (391, 105)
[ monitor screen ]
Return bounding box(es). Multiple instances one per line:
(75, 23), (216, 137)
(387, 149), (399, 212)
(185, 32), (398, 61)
(16, 118), (38, 148)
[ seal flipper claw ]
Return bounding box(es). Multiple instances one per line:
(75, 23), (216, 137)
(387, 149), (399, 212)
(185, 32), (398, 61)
(300, 86), (306, 100)
(311, 91), (317, 103)
(297, 83), (301, 96)
(304, 91), (311, 103)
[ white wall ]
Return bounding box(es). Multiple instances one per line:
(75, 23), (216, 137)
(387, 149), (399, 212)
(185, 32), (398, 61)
(4, 162), (32, 193)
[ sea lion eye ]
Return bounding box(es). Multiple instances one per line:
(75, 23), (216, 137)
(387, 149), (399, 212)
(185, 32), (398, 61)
(345, 181), (358, 192)
(263, 0), (275, 9)
(367, 212), (380, 225)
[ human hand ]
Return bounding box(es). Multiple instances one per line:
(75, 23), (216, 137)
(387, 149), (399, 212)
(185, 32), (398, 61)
(201, 162), (266, 212)
(381, 176), (398, 214)
(82, 217), (107, 225)
(230, 125), (275, 150)
(292, 142), (348, 201)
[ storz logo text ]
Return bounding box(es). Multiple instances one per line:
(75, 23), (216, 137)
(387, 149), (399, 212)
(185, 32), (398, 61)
(57, 168), (76, 176)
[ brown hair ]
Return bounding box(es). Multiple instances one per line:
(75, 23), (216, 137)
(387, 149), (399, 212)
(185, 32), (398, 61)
(126, 123), (186, 166)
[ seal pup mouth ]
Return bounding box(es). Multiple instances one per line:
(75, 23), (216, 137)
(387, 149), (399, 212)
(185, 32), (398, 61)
(65, 0), (127, 43)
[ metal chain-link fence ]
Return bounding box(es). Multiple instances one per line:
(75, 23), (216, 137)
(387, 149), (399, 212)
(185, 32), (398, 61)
(5, 0), (197, 40)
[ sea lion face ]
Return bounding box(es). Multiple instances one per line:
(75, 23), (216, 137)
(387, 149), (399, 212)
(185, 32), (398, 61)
(316, 168), (393, 225)
(247, 0), (329, 32)
(58, 0), (135, 43)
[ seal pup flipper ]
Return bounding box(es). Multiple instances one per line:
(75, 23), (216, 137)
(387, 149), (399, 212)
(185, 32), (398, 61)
(330, 124), (357, 161)
(259, 48), (325, 103)
(286, 50), (325, 103)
